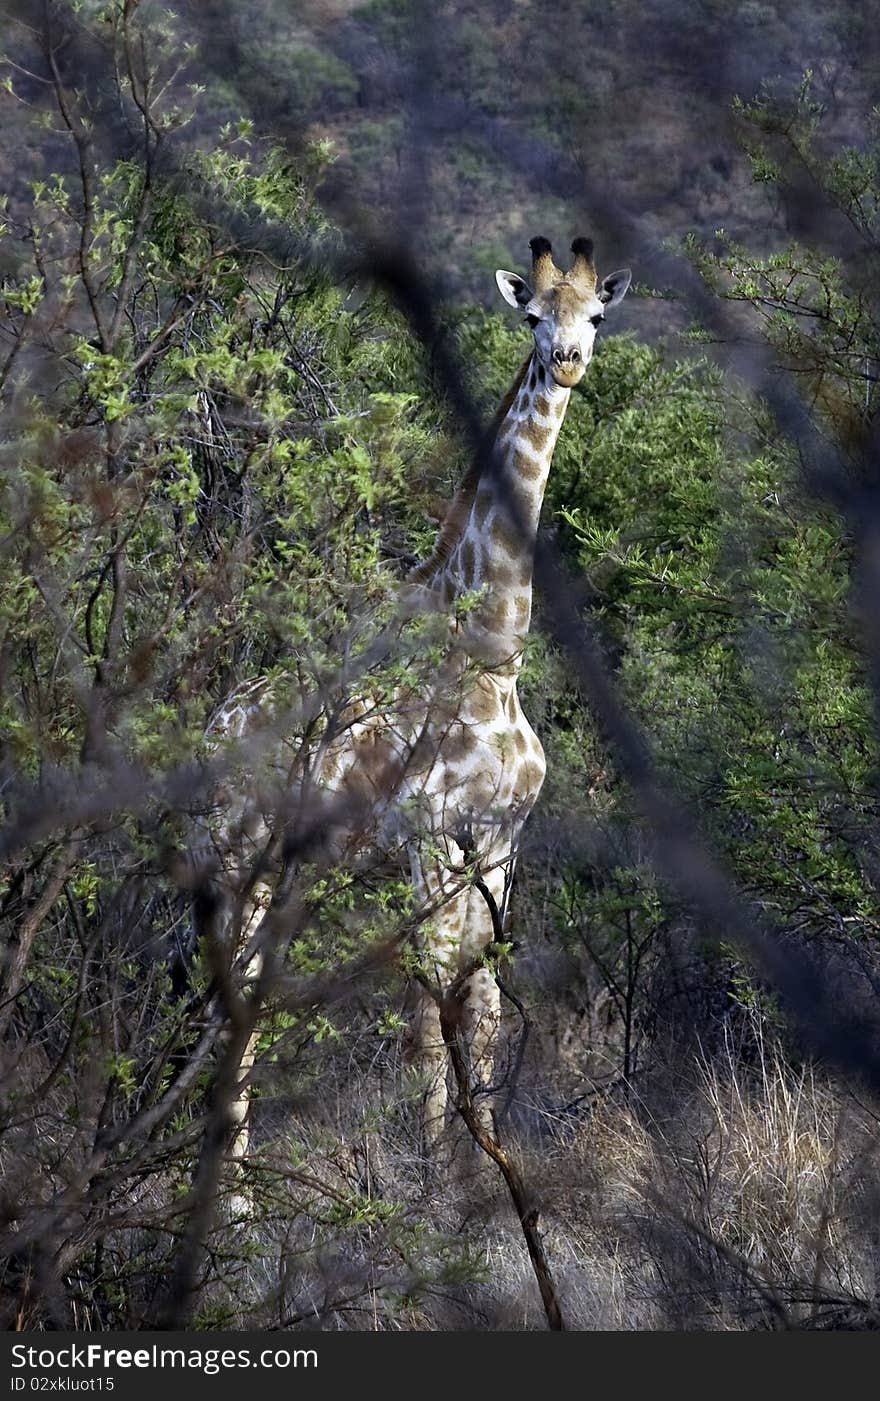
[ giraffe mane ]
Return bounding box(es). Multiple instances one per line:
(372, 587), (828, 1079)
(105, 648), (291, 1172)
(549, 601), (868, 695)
(407, 354), (532, 587)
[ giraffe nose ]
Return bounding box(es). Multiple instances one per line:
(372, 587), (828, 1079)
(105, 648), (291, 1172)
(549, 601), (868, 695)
(553, 345), (581, 364)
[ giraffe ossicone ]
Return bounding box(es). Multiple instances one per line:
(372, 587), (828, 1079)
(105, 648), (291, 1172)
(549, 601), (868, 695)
(204, 236), (632, 1178)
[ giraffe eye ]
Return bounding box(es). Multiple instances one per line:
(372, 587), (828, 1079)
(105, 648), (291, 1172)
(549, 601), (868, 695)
(525, 313), (540, 328)
(590, 313), (605, 328)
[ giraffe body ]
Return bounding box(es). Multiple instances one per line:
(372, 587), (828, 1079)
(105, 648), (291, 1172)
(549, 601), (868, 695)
(201, 237), (631, 1165)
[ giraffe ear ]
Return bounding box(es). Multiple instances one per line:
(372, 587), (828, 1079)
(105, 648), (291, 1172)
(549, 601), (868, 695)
(598, 268), (632, 309)
(495, 270), (533, 309)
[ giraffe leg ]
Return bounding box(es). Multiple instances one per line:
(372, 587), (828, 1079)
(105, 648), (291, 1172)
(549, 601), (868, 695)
(224, 868), (275, 1211)
(460, 965), (502, 1134)
(409, 845), (467, 1154)
(227, 948), (263, 1176)
(458, 863), (508, 1134)
(190, 844), (254, 1216)
(413, 983), (447, 1151)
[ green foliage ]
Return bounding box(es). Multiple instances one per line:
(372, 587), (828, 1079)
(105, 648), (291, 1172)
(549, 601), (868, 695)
(561, 339), (874, 925)
(0, 5), (461, 1329)
(688, 74), (880, 454)
(4, 3), (880, 1332)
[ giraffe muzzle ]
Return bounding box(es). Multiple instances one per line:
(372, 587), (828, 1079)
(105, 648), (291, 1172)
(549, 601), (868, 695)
(549, 347), (588, 387)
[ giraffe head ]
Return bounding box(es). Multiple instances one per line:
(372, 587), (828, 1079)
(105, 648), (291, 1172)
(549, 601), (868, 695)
(495, 237), (631, 388)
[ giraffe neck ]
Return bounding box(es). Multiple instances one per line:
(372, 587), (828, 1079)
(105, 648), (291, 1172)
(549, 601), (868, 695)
(439, 352), (570, 671)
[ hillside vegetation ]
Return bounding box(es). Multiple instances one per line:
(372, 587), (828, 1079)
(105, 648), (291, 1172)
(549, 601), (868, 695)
(1, 0), (880, 1330)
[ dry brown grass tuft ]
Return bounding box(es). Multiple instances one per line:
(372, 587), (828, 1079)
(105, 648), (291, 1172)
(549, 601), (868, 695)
(529, 1027), (880, 1329)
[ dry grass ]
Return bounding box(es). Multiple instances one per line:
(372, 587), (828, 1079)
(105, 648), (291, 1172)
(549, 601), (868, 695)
(205, 1022), (880, 1330)
(25, 1019), (878, 1330)
(524, 1025), (880, 1329)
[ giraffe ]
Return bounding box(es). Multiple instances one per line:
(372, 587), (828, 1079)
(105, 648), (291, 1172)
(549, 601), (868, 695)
(200, 236), (631, 1174)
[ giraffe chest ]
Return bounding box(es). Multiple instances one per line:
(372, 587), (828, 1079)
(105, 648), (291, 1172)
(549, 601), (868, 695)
(378, 673), (546, 849)
(444, 674), (544, 798)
